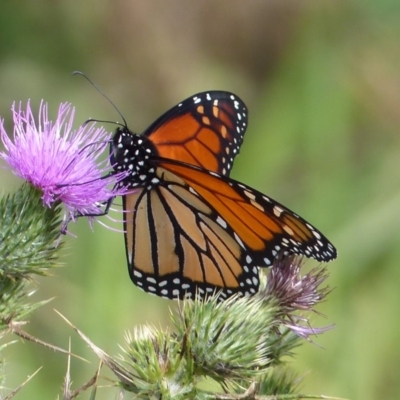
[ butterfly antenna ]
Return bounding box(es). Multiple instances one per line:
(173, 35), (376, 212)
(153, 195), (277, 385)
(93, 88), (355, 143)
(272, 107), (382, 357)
(72, 71), (128, 128)
(84, 117), (125, 128)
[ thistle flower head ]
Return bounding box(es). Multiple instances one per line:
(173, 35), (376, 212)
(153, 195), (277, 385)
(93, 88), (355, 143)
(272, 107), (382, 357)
(0, 101), (127, 226)
(262, 256), (333, 338)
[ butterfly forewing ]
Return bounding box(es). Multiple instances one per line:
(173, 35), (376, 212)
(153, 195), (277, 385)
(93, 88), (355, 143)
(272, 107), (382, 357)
(143, 91), (247, 176)
(156, 160), (337, 266)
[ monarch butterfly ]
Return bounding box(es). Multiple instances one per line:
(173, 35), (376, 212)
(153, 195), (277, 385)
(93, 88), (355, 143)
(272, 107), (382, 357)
(110, 91), (336, 300)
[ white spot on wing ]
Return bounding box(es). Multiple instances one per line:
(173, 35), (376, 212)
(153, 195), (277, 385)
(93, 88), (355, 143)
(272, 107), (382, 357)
(234, 233), (245, 249)
(216, 217), (227, 228)
(133, 269), (141, 277)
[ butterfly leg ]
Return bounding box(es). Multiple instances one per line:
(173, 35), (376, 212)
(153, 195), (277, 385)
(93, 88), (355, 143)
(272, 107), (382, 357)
(60, 196), (115, 234)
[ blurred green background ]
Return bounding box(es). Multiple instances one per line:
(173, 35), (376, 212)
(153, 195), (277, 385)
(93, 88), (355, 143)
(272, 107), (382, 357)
(1, 1), (400, 399)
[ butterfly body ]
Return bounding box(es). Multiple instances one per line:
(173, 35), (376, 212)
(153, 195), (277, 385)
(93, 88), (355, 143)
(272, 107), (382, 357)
(111, 91), (336, 300)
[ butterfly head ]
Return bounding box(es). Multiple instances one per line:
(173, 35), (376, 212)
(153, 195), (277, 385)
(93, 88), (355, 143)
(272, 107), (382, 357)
(111, 127), (159, 188)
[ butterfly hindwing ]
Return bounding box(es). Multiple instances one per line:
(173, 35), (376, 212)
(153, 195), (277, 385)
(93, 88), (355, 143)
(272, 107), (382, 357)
(143, 91), (247, 176)
(123, 173), (259, 300)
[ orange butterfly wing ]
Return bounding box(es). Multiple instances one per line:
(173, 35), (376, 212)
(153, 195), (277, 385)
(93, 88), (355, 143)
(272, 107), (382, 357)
(143, 91), (247, 175)
(156, 160), (337, 266)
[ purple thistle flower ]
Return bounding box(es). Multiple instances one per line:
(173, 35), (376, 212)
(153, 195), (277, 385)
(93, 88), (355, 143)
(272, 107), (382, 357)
(261, 256), (333, 339)
(0, 100), (127, 227)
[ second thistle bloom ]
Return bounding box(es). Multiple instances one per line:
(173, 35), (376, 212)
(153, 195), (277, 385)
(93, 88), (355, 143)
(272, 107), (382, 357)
(0, 101), (126, 225)
(261, 256), (332, 338)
